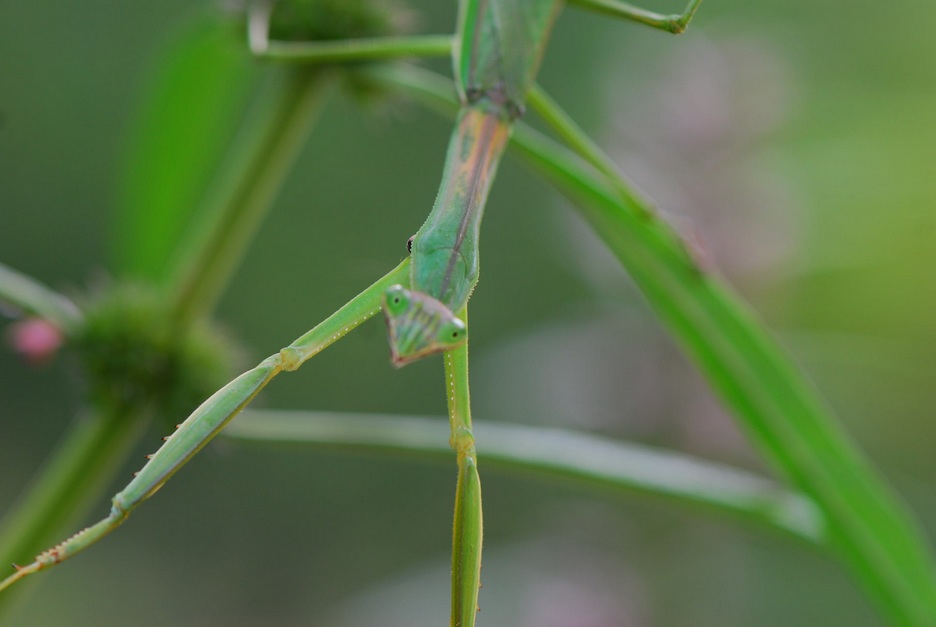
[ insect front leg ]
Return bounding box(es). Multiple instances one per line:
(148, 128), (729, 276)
(0, 260), (410, 593)
(570, 0), (704, 34)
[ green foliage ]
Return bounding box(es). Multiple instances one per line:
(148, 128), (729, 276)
(113, 13), (257, 281)
(1, 0), (936, 625)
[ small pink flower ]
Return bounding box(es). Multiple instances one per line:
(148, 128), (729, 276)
(7, 318), (64, 366)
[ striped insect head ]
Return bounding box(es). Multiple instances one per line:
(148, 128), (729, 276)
(382, 285), (467, 367)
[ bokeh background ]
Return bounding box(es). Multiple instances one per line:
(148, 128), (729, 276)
(1, 0), (935, 625)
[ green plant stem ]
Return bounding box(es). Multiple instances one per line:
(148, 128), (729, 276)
(167, 66), (333, 326)
(258, 34), (453, 62)
(224, 409), (826, 544)
(370, 63), (936, 626)
(113, 12), (259, 281)
(0, 402), (150, 615)
(0, 263), (81, 331)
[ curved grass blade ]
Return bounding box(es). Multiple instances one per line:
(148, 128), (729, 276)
(224, 409), (826, 545)
(508, 115), (936, 627)
(368, 63), (936, 625)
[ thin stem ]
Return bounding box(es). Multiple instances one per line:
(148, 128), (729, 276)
(527, 85), (651, 217)
(259, 36), (453, 63)
(247, 1), (452, 62)
(0, 263), (81, 330)
(167, 67), (333, 326)
(223, 409), (826, 545)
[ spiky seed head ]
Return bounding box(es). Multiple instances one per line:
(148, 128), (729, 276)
(72, 283), (242, 426)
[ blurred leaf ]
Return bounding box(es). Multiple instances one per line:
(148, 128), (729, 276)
(112, 10), (258, 280)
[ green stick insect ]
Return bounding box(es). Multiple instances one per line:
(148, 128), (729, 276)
(0, 0), (702, 620)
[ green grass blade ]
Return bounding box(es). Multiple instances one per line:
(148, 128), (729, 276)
(368, 64), (936, 625)
(112, 11), (258, 280)
(526, 85), (650, 215)
(223, 410), (825, 545)
(507, 124), (936, 626)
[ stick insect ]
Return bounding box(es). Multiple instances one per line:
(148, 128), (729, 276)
(0, 0), (703, 605)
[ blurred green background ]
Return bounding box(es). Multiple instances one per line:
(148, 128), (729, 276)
(1, 0), (935, 625)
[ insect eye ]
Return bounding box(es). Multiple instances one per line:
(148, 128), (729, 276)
(384, 286), (409, 314)
(406, 236), (415, 253)
(440, 319), (466, 346)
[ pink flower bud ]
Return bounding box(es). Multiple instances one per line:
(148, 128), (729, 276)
(7, 318), (64, 366)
